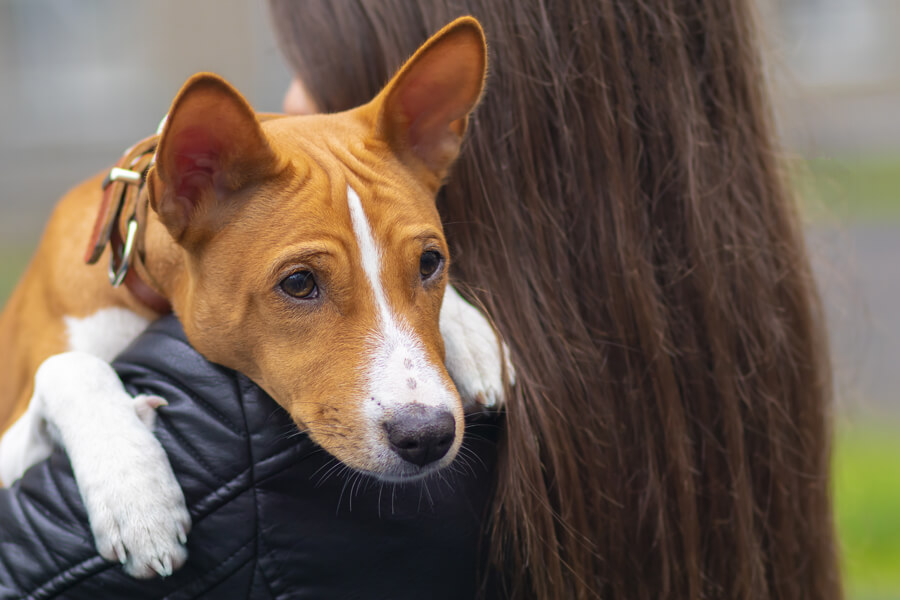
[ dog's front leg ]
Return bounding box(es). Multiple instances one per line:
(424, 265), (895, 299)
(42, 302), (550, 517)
(0, 396), (54, 486)
(441, 285), (516, 410)
(0, 352), (190, 578)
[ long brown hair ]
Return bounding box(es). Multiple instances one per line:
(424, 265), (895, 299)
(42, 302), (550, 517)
(269, 1), (841, 598)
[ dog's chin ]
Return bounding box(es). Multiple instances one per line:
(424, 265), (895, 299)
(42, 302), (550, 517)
(338, 449), (459, 484)
(361, 460), (449, 483)
(307, 426), (462, 483)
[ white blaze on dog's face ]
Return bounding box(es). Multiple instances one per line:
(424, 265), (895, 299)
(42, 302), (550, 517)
(345, 186), (459, 472)
(146, 18), (487, 480)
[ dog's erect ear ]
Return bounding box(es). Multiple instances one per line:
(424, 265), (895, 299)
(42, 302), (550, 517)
(370, 17), (487, 184)
(149, 73), (280, 244)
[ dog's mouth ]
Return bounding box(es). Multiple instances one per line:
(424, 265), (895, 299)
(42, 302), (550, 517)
(356, 458), (454, 483)
(310, 437), (461, 483)
(297, 402), (464, 483)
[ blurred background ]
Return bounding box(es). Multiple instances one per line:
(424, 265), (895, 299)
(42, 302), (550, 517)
(0, 0), (897, 597)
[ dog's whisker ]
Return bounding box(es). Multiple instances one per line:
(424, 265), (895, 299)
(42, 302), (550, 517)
(355, 473), (368, 499)
(316, 462), (344, 487)
(280, 419), (354, 442)
(334, 464), (356, 514)
(391, 481), (398, 516)
(435, 468), (457, 496)
(423, 479), (436, 511)
(457, 444), (488, 472)
(310, 456), (340, 484)
(447, 460), (469, 482)
(349, 473), (358, 510)
(463, 420), (502, 432)
(377, 481), (385, 519)
(451, 453), (479, 481)
(347, 473), (356, 512)
(337, 478), (350, 514)
(452, 449), (478, 478)
(356, 473), (364, 505)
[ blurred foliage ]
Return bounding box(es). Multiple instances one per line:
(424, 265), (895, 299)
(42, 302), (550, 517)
(0, 245), (30, 307)
(795, 157), (900, 222)
(835, 421), (900, 600)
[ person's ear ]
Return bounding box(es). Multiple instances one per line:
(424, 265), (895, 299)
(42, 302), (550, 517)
(369, 16), (487, 184)
(149, 73), (281, 245)
(283, 78), (319, 116)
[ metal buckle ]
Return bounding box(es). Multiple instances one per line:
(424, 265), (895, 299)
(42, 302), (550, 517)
(108, 217), (138, 287)
(102, 167), (142, 190)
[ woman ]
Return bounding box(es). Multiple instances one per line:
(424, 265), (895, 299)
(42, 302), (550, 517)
(269, 1), (841, 598)
(1, 0), (841, 598)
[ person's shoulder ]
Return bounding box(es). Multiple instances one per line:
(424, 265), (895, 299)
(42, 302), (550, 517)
(111, 314), (305, 469)
(107, 315), (502, 598)
(112, 315), (238, 398)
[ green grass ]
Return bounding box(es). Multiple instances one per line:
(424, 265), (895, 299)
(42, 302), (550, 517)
(795, 156), (900, 222)
(0, 246), (31, 307)
(834, 421), (900, 600)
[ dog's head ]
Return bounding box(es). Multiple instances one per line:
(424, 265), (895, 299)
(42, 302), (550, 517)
(146, 18), (486, 480)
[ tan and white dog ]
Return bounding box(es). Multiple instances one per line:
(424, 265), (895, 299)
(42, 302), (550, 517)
(0, 17), (511, 578)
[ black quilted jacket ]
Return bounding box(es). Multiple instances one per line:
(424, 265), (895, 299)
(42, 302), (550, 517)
(0, 316), (500, 599)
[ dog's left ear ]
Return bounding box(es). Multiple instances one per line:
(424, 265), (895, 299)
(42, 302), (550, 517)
(369, 16), (487, 184)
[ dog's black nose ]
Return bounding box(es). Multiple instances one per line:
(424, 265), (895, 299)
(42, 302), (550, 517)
(384, 406), (456, 467)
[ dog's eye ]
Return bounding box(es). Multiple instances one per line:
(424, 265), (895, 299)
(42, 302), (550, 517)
(419, 250), (443, 280)
(280, 271), (317, 299)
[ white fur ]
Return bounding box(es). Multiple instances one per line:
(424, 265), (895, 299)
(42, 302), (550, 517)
(0, 308), (150, 484)
(0, 309), (188, 578)
(65, 307), (151, 361)
(346, 186), (397, 328)
(346, 185), (514, 416)
(346, 187), (458, 441)
(440, 285), (515, 409)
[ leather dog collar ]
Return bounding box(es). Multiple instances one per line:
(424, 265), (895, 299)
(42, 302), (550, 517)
(84, 114), (286, 316)
(84, 133), (172, 315)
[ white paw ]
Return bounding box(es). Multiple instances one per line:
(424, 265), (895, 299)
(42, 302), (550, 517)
(440, 285), (516, 410)
(31, 353), (191, 577)
(77, 393), (190, 578)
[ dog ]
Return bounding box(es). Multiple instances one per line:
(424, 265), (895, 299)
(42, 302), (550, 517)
(0, 17), (512, 578)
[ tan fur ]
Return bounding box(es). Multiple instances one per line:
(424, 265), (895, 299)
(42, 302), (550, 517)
(0, 17), (486, 475)
(0, 174), (159, 430)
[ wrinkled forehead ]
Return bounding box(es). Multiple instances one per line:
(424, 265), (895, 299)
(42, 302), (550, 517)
(262, 114), (446, 231)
